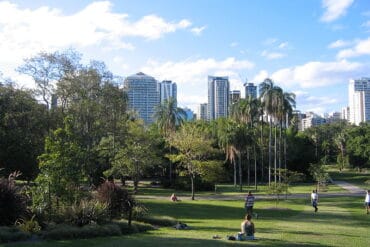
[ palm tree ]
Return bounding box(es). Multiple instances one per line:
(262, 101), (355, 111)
(154, 97), (186, 184)
(216, 118), (238, 187)
(259, 78), (279, 185)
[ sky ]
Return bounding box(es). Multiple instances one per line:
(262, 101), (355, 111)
(1, 0), (370, 115)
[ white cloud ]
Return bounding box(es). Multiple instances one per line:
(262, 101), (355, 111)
(337, 38), (370, 58)
(261, 50), (285, 60)
(140, 57), (254, 109)
(0, 1), (194, 72)
(362, 20), (370, 28)
(271, 60), (365, 88)
(320, 0), (354, 22)
(263, 38), (278, 46)
(328, 39), (351, 49)
(230, 42), (239, 47)
(278, 42), (288, 49)
(190, 26), (206, 36)
(252, 70), (269, 83)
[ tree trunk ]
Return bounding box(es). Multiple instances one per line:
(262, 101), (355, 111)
(274, 124), (277, 183)
(191, 175), (195, 200)
(238, 152), (243, 192)
(279, 122), (282, 183)
(233, 159), (237, 187)
(268, 118), (272, 186)
(247, 148), (250, 186)
(260, 122), (264, 183)
(254, 145), (257, 190)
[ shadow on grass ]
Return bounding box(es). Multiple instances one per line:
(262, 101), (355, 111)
(6, 232), (328, 247)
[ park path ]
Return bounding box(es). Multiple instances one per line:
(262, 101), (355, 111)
(332, 180), (366, 194)
(136, 181), (366, 201)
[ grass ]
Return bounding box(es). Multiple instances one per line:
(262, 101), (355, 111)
(131, 181), (346, 198)
(329, 168), (370, 190)
(6, 196), (369, 247)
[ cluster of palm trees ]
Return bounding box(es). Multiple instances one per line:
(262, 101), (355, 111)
(154, 78), (296, 190)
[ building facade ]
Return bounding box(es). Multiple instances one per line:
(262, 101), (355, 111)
(124, 72), (159, 125)
(198, 103), (208, 120)
(158, 80), (177, 104)
(208, 76), (230, 120)
(229, 90), (241, 104)
(348, 78), (370, 125)
(244, 82), (257, 99)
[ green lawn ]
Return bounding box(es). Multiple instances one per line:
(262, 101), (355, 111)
(132, 181), (346, 198)
(6, 196), (369, 247)
(329, 169), (370, 190)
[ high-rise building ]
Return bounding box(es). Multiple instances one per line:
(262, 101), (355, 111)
(183, 107), (195, 121)
(158, 80), (177, 104)
(198, 103), (208, 120)
(341, 106), (350, 121)
(301, 112), (326, 131)
(348, 78), (370, 125)
(229, 90), (241, 104)
(208, 76), (230, 120)
(124, 72), (159, 125)
(244, 82), (257, 99)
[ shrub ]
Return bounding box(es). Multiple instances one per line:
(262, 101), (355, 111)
(113, 219), (155, 234)
(62, 200), (108, 226)
(42, 223), (121, 240)
(137, 215), (177, 226)
(0, 226), (30, 243)
(97, 180), (135, 219)
(16, 215), (41, 234)
(132, 203), (149, 220)
(0, 172), (29, 226)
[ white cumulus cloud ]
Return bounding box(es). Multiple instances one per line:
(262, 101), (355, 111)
(328, 39), (352, 49)
(271, 60), (365, 88)
(261, 50), (285, 60)
(190, 26), (206, 36)
(337, 37), (370, 58)
(320, 0), (354, 22)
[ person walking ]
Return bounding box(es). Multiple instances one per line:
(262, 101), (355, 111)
(311, 190), (318, 212)
(245, 191), (255, 216)
(365, 190), (370, 214)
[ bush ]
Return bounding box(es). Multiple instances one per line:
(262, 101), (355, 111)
(16, 215), (41, 234)
(42, 223), (121, 240)
(62, 200), (108, 226)
(0, 226), (30, 243)
(97, 180), (135, 219)
(132, 203), (149, 220)
(137, 215), (177, 226)
(170, 177), (213, 191)
(0, 172), (29, 226)
(113, 219), (155, 234)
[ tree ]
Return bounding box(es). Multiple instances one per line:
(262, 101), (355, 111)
(0, 84), (48, 180)
(17, 50), (81, 109)
(106, 120), (160, 193)
(154, 98), (186, 185)
(309, 162), (329, 192)
(35, 117), (85, 210)
(346, 123), (370, 170)
(167, 122), (218, 200)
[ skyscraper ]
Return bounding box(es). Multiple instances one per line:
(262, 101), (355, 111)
(348, 78), (370, 125)
(229, 90), (241, 104)
(198, 103), (208, 120)
(124, 72), (159, 125)
(158, 80), (177, 104)
(208, 76), (229, 120)
(244, 82), (257, 99)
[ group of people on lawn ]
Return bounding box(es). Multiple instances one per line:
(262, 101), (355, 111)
(170, 189), (370, 241)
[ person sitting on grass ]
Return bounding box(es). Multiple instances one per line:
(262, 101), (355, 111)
(171, 193), (179, 202)
(239, 214), (255, 240)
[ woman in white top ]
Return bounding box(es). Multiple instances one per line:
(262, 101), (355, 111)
(311, 190), (318, 212)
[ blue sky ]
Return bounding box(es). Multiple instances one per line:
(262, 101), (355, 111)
(1, 0), (370, 114)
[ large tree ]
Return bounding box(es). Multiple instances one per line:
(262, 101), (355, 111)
(167, 122), (220, 200)
(0, 84), (48, 180)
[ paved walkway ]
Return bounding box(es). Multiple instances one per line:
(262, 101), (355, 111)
(332, 180), (366, 194)
(136, 181), (366, 201)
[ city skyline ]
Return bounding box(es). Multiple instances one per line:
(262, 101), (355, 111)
(0, 0), (370, 114)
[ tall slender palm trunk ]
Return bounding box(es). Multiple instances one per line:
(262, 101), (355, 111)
(238, 152), (242, 192)
(274, 124), (277, 183)
(268, 118), (272, 186)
